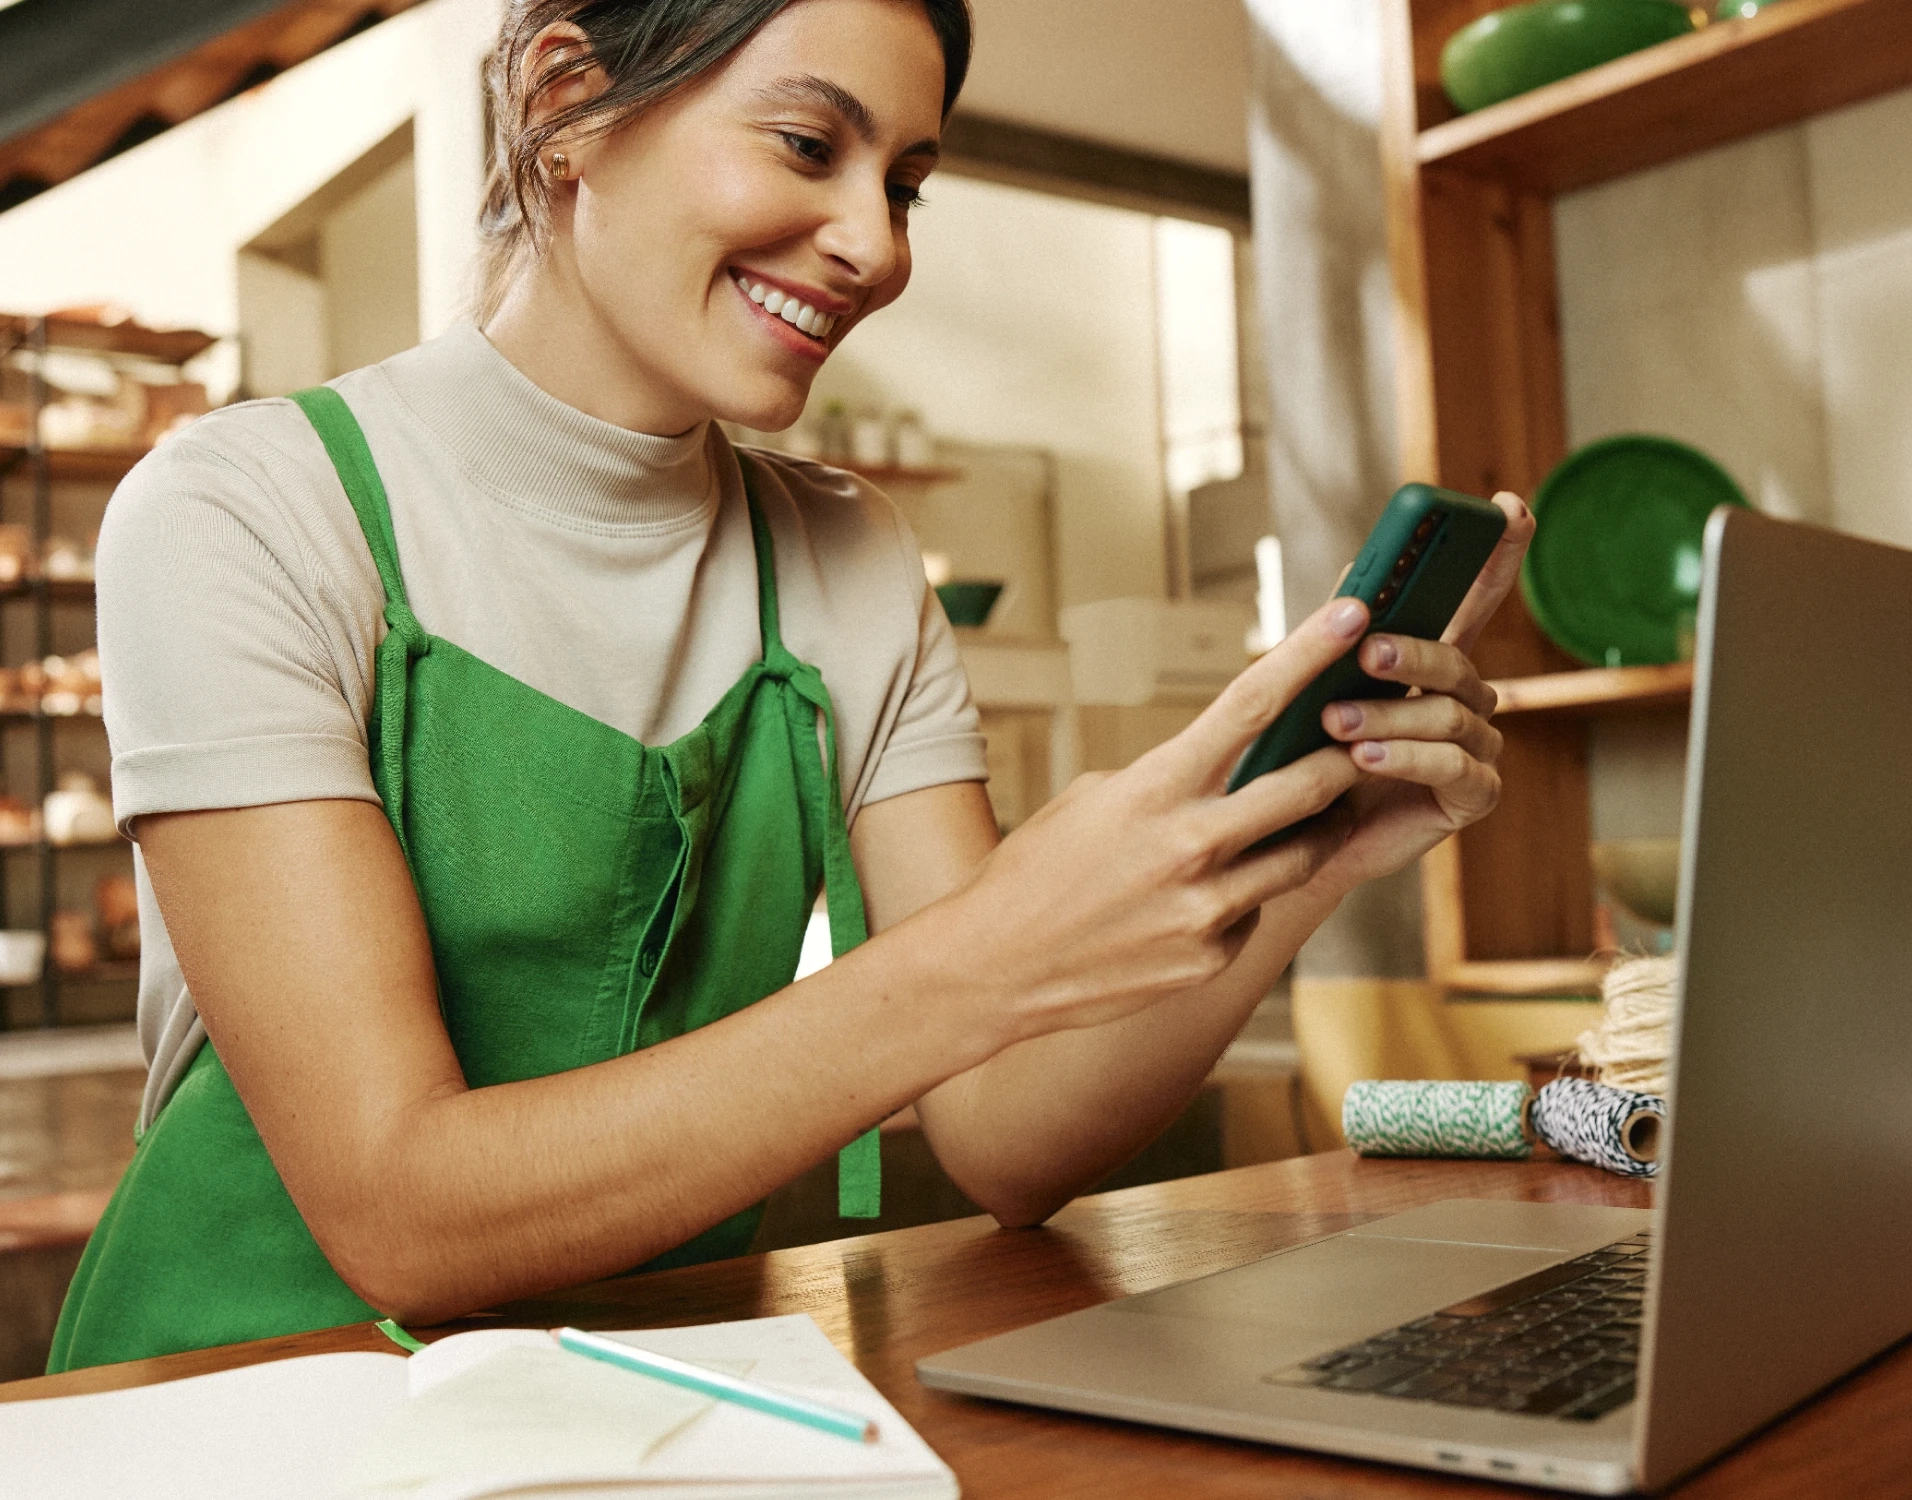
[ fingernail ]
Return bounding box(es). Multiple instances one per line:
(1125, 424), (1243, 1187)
(1328, 600), (1365, 637)
(1356, 741), (1387, 766)
(1369, 637), (1399, 671)
(1331, 703), (1361, 734)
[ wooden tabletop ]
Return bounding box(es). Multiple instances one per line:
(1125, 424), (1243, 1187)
(6, 1151), (1910, 1497)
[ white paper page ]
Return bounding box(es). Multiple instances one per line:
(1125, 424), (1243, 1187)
(630, 1317), (949, 1486)
(405, 1327), (559, 1397)
(0, 1351), (407, 1500)
(381, 1316), (952, 1500)
(344, 1345), (719, 1496)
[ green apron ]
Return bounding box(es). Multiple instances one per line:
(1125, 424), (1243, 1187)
(49, 386), (880, 1372)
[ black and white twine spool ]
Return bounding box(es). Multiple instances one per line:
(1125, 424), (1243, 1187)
(1530, 1076), (1666, 1179)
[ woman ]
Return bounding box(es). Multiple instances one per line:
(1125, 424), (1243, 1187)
(51, 0), (1531, 1371)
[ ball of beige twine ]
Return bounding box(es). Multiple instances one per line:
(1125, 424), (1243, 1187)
(1576, 955), (1676, 1097)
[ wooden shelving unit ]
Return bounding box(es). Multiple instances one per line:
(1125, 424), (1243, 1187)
(1381, 0), (1908, 995)
(0, 314), (215, 366)
(0, 446), (144, 485)
(1416, 0), (1912, 192)
(0, 313), (210, 1025)
(834, 462), (965, 486)
(0, 578), (97, 604)
(1489, 663), (1693, 717)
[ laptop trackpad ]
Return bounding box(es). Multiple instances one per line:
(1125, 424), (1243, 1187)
(1109, 1201), (1648, 1343)
(1110, 1232), (1563, 1340)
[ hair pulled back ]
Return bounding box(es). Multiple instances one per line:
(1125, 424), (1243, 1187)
(476, 0), (973, 319)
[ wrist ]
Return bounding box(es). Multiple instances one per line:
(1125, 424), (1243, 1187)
(855, 890), (1022, 1074)
(1276, 867), (1353, 928)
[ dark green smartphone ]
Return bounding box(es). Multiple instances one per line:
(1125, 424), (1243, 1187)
(1226, 483), (1506, 793)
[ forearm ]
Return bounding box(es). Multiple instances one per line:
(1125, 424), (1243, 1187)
(320, 930), (990, 1324)
(919, 879), (1341, 1226)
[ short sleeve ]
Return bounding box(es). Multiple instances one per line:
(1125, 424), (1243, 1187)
(97, 406), (385, 838)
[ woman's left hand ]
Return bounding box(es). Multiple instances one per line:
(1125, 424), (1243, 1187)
(1301, 490), (1535, 897)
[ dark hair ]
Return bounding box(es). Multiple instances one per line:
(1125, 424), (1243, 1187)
(476, 0), (973, 317)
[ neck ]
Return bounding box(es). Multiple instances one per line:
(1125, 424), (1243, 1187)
(483, 244), (706, 437)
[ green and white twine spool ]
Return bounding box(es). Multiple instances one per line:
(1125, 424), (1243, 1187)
(1342, 1080), (1534, 1160)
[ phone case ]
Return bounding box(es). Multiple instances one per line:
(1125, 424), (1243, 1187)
(1226, 484), (1506, 793)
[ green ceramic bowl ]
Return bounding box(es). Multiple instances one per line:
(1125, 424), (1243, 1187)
(1521, 435), (1750, 667)
(1442, 0), (1697, 114)
(935, 580), (1004, 628)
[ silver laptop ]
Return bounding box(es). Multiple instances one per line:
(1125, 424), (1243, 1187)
(918, 508), (1912, 1493)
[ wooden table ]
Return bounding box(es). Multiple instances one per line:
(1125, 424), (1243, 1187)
(6, 1152), (1910, 1497)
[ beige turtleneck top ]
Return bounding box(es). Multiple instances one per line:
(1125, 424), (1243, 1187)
(98, 322), (985, 1126)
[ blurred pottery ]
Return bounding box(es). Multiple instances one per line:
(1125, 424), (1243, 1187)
(1442, 0), (1696, 114)
(934, 580), (1005, 628)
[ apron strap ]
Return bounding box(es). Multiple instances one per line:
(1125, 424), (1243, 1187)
(289, 386), (427, 856)
(742, 468), (788, 661)
(289, 387), (416, 618)
(740, 463), (881, 1219)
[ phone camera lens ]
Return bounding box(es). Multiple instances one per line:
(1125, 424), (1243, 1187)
(1413, 515), (1440, 542)
(1374, 585), (1398, 611)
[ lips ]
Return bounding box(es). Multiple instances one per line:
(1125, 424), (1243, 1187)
(732, 272), (840, 341)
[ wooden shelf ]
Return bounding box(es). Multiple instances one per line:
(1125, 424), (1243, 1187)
(835, 462), (963, 486)
(0, 578), (97, 602)
(2, 961), (140, 990)
(0, 444), (145, 484)
(0, 711), (103, 725)
(0, 313), (217, 365)
(1419, 0), (1912, 194)
(1489, 662), (1693, 717)
(1442, 956), (1610, 998)
(59, 961), (140, 985)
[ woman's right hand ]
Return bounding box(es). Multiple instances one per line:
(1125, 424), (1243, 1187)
(918, 594), (1376, 1047)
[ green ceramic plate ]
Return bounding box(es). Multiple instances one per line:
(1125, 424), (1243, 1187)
(1521, 435), (1750, 667)
(1442, 0), (1696, 114)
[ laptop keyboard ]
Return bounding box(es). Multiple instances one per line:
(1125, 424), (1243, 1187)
(1267, 1228), (1649, 1421)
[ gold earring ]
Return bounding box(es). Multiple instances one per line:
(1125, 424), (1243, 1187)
(550, 151), (569, 179)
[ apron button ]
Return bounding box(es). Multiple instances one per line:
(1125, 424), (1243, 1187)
(639, 945), (661, 977)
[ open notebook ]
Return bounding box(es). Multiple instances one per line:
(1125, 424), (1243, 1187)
(0, 1314), (957, 1500)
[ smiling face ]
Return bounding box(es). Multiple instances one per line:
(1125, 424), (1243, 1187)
(502, 0), (946, 435)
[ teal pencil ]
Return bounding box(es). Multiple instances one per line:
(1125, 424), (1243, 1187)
(551, 1326), (879, 1445)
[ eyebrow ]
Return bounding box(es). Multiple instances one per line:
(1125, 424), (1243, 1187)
(754, 73), (940, 161)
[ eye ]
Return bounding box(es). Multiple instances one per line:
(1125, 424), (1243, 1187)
(887, 183), (926, 212)
(779, 131), (831, 166)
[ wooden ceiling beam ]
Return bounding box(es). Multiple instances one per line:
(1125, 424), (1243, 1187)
(0, 0), (425, 207)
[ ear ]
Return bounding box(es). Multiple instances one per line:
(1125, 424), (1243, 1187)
(522, 21), (611, 137)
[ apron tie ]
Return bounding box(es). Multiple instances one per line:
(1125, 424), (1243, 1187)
(779, 659), (881, 1218)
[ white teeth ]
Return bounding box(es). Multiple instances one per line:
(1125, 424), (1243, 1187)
(735, 275), (836, 339)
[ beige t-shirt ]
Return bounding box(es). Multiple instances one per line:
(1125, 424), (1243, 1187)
(100, 323), (986, 1128)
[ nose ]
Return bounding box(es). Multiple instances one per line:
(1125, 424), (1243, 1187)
(814, 173), (902, 288)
